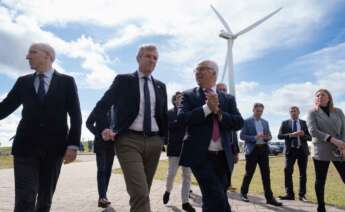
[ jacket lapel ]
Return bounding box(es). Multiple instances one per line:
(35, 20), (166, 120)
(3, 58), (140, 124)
(44, 70), (59, 101)
(151, 76), (160, 115)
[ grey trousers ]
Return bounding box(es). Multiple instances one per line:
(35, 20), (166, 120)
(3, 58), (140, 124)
(165, 156), (192, 203)
(115, 132), (163, 212)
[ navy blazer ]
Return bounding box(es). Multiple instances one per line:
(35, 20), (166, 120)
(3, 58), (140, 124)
(178, 87), (243, 171)
(278, 119), (311, 155)
(240, 117), (271, 155)
(86, 107), (115, 153)
(0, 71), (82, 157)
(93, 72), (168, 138)
(166, 107), (186, 157)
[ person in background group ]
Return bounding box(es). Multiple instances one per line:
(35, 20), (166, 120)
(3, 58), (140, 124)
(239, 103), (282, 206)
(93, 44), (168, 212)
(0, 43), (82, 212)
(216, 82), (240, 192)
(307, 89), (345, 212)
(86, 106), (116, 208)
(278, 106), (311, 201)
(162, 91), (195, 212)
(178, 60), (243, 212)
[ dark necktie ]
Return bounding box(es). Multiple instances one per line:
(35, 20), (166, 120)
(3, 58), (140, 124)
(37, 74), (45, 102)
(204, 89), (220, 141)
(143, 76), (151, 135)
(292, 120), (298, 147)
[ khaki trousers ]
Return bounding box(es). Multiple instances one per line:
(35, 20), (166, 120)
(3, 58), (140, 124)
(115, 132), (163, 212)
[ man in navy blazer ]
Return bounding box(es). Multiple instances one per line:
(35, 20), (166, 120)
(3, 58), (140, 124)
(93, 44), (168, 212)
(0, 43), (82, 212)
(178, 60), (243, 212)
(240, 103), (282, 206)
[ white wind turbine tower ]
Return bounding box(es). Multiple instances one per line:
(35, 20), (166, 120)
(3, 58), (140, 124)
(210, 5), (282, 96)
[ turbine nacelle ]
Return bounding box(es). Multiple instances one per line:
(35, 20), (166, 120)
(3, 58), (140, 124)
(219, 30), (236, 40)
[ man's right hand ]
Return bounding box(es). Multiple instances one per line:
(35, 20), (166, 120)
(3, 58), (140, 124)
(255, 133), (265, 140)
(101, 128), (116, 141)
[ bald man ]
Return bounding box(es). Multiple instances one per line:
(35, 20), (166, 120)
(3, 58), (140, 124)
(0, 43), (82, 212)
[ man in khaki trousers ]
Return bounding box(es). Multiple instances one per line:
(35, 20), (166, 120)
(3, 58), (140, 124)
(93, 44), (168, 212)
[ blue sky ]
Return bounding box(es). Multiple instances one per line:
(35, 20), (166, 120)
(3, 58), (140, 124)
(0, 0), (345, 146)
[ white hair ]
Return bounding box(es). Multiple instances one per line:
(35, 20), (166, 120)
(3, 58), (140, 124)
(31, 43), (56, 62)
(196, 60), (219, 76)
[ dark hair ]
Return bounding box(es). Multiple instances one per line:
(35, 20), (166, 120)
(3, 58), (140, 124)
(253, 102), (264, 109)
(171, 91), (182, 106)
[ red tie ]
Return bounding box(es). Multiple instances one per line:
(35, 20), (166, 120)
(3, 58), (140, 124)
(212, 116), (220, 141)
(204, 88), (221, 142)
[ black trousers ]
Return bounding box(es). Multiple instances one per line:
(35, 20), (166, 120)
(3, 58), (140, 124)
(191, 151), (231, 212)
(284, 148), (308, 197)
(240, 145), (273, 200)
(96, 148), (115, 199)
(313, 159), (345, 207)
(14, 154), (63, 212)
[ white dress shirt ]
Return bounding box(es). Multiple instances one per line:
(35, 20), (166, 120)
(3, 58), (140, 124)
(129, 70), (159, 132)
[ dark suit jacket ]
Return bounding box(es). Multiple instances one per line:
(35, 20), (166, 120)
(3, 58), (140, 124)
(278, 119), (311, 155)
(166, 107), (186, 157)
(0, 71), (82, 157)
(178, 87), (243, 171)
(86, 108), (115, 153)
(93, 71), (168, 138)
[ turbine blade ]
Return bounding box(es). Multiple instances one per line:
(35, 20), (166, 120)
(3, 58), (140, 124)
(210, 5), (233, 34)
(234, 7), (282, 37)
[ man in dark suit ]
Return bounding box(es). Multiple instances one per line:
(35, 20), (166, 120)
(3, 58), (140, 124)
(93, 44), (168, 212)
(240, 103), (282, 206)
(0, 43), (82, 212)
(178, 60), (243, 212)
(86, 106), (115, 208)
(278, 106), (311, 201)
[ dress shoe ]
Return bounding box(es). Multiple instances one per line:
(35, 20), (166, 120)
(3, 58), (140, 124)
(240, 193), (249, 202)
(163, 191), (170, 204)
(317, 204), (326, 212)
(98, 198), (111, 208)
(299, 196), (308, 202)
(278, 194), (295, 200)
(182, 202), (196, 212)
(266, 198), (283, 206)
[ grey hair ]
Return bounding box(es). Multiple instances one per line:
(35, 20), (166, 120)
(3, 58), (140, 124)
(136, 44), (158, 62)
(31, 43), (56, 62)
(195, 60), (219, 77)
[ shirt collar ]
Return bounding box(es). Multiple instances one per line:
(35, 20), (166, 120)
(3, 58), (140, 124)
(202, 86), (217, 93)
(137, 70), (152, 80)
(253, 116), (261, 121)
(36, 68), (54, 79)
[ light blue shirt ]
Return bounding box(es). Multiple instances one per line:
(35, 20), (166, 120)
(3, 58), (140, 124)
(34, 68), (54, 93)
(254, 117), (265, 144)
(291, 119), (301, 148)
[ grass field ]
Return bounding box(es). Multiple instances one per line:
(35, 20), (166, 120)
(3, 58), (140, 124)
(113, 156), (345, 208)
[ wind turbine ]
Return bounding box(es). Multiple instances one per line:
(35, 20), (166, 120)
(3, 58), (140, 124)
(210, 5), (282, 96)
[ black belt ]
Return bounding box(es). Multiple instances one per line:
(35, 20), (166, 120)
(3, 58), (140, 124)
(128, 129), (159, 137)
(255, 144), (266, 148)
(208, 150), (225, 156)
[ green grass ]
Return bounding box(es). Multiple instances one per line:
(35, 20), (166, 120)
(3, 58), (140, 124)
(113, 156), (345, 208)
(0, 155), (13, 169)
